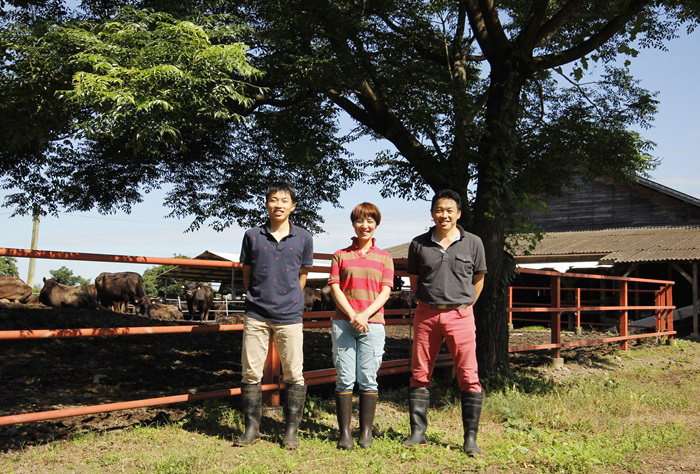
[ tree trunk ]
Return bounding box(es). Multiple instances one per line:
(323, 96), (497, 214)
(471, 59), (528, 376)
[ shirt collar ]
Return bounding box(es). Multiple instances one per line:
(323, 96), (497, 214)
(351, 236), (377, 255)
(262, 220), (296, 237)
(430, 225), (464, 250)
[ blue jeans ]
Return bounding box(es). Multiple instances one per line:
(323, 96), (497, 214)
(332, 320), (386, 392)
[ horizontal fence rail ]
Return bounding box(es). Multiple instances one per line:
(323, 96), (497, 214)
(508, 268), (675, 358)
(0, 247), (677, 426)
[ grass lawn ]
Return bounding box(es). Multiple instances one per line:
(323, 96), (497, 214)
(1, 340), (699, 473)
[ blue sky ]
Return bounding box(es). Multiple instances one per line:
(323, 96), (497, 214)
(2, 31), (698, 284)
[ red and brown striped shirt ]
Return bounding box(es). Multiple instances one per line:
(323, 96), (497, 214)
(328, 238), (395, 324)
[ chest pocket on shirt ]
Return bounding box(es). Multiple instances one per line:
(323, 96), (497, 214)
(453, 254), (473, 277)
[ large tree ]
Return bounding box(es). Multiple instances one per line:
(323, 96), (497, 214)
(0, 5), (360, 232)
(2, 0), (698, 374)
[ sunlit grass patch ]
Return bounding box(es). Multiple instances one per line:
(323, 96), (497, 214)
(1, 342), (698, 473)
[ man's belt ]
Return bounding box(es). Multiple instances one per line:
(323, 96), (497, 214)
(418, 301), (472, 310)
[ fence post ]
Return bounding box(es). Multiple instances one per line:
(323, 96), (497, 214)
(508, 286), (514, 331)
(654, 287), (662, 333)
(262, 335), (282, 406)
(619, 280), (628, 351)
(551, 275), (563, 366)
(665, 284), (675, 344)
(575, 288), (582, 334)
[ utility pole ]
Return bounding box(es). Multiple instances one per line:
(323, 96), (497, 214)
(26, 205), (40, 287)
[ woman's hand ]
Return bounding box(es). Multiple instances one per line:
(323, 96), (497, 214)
(351, 311), (370, 333)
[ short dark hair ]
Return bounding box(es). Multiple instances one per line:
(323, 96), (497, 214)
(431, 189), (462, 211)
(265, 181), (297, 203)
(350, 202), (382, 225)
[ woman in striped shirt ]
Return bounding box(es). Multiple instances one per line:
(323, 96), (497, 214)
(328, 202), (395, 450)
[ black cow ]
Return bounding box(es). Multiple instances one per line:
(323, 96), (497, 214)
(39, 278), (100, 308)
(95, 272), (150, 315)
(385, 291), (417, 310)
(303, 287), (322, 312)
(320, 285), (335, 311)
(185, 282), (214, 321)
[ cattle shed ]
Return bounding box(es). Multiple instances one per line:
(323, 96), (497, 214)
(156, 251), (245, 296)
(156, 250), (331, 295)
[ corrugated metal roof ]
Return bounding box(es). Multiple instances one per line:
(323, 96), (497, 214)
(386, 227), (700, 264)
(156, 250), (330, 283)
(384, 243), (410, 259)
(519, 227), (700, 263)
(157, 250), (241, 282)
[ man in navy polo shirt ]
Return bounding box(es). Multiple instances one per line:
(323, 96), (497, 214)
(234, 182), (314, 449)
(403, 189), (487, 456)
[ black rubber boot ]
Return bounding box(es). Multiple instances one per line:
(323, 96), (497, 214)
(233, 383), (262, 446)
(461, 391), (483, 456)
(335, 392), (354, 450)
(402, 387), (429, 447)
(282, 384), (306, 449)
(358, 391), (378, 448)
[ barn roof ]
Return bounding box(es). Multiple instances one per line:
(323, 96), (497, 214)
(514, 226), (700, 263)
(156, 250), (332, 285)
(637, 177), (700, 208)
(156, 250), (241, 282)
(384, 227), (700, 264)
(384, 243), (411, 259)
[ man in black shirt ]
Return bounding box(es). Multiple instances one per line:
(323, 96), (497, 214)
(404, 189), (487, 456)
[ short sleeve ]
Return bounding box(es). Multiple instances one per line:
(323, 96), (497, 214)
(240, 232), (252, 266)
(473, 236), (487, 274)
(301, 232), (314, 268)
(407, 239), (420, 275)
(380, 255), (395, 288)
(328, 252), (341, 286)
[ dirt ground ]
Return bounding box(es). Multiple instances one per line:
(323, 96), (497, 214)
(0, 302), (688, 455)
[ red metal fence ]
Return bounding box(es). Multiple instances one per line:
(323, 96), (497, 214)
(508, 268), (676, 360)
(0, 247), (676, 426)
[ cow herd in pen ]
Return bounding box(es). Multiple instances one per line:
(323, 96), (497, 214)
(0, 273), (215, 321)
(0, 273), (418, 321)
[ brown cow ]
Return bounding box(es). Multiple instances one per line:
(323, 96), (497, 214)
(147, 302), (183, 320)
(0, 276), (33, 303)
(95, 272), (150, 315)
(39, 278), (100, 308)
(84, 283), (98, 299)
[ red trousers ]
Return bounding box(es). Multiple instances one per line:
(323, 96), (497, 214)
(410, 303), (481, 392)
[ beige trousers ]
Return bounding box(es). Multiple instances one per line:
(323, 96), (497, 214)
(241, 315), (305, 385)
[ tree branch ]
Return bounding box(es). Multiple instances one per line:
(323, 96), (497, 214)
(516, 0), (550, 51)
(462, 0), (493, 58)
(534, 0), (650, 69)
(463, 0), (509, 60)
(553, 68), (604, 118)
(327, 88), (442, 191)
(325, 88), (379, 130)
(377, 13), (447, 66)
(452, 1), (467, 54)
(533, 0), (586, 48)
